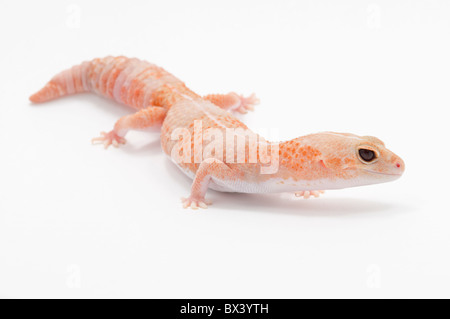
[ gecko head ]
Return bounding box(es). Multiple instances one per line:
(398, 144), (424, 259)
(315, 132), (405, 186)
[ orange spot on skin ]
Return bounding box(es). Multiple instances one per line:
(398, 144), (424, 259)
(325, 158), (342, 169)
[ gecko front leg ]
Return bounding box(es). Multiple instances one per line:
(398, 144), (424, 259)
(295, 190), (325, 199)
(92, 106), (167, 149)
(203, 92), (260, 114)
(182, 158), (235, 209)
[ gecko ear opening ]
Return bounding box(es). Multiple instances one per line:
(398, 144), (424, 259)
(319, 158), (338, 170)
(319, 157), (346, 171)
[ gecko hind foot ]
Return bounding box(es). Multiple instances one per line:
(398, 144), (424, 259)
(295, 190), (325, 199)
(236, 93), (260, 114)
(92, 131), (126, 149)
(181, 197), (212, 210)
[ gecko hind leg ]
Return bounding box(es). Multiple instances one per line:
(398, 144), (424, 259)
(92, 106), (167, 149)
(182, 158), (234, 209)
(203, 92), (260, 114)
(295, 190), (325, 199)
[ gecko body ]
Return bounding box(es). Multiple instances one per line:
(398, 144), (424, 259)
(30, 56), (404, 209)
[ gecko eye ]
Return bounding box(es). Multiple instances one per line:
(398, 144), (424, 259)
(358, 149), (377, 163)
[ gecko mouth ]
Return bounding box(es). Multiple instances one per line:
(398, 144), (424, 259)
(362, 169), (402, 176)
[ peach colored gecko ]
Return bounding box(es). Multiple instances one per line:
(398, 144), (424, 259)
(30, 56), (405, 209)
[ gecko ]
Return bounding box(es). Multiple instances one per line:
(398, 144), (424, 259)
(30, 56), (405, 209)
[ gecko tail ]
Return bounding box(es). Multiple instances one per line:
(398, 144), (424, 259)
(29, 62), (91, 103)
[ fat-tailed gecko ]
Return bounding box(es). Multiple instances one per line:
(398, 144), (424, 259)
(30, 56), (405, 209)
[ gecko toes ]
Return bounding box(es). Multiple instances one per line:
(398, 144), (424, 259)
(295, 190), (325, 199)
(236, 93), (260, 114)
(181, 197), (211, 209)
(92, 131), (126, 149)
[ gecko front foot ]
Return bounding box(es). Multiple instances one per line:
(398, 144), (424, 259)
(235, 93), (260, 114)
(295, 190), (325, 199)
(181, 196), (211, 210)
(92, 131), (126, 149)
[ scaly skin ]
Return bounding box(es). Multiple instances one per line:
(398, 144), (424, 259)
(30, 56), (405, 209)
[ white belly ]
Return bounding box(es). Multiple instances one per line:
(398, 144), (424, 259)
(208, 177), (327, 193)
(170, 158), (356, 194)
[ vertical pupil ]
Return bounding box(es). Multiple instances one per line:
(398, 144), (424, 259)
(359, 149), (375, 161)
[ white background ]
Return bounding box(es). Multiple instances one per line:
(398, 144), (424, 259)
(0, 0), (449, 298)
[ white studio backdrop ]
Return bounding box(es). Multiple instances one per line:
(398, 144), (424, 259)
(0, 0), (449, 298)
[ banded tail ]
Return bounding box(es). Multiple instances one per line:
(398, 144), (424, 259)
(29, 60), (91, 103)
(29, 56), (183, 109)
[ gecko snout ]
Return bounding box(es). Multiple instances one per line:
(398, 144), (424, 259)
(392, 156), (405, 175)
